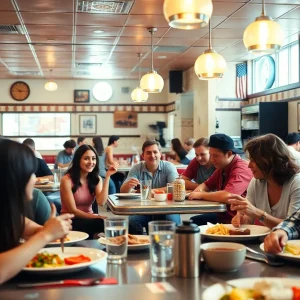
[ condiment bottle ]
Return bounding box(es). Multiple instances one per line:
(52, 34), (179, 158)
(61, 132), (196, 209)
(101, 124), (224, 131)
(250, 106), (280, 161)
(173, 176), (185, 202)
(174, 220), (200, 278)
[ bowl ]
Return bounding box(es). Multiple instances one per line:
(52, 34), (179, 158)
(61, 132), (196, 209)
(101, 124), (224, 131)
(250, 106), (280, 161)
(201, 242), (246, 272)
(154, 193), (167, 202)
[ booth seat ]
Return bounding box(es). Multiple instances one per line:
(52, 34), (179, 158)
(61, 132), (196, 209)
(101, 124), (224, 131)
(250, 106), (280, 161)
(42, 155), (56, 164)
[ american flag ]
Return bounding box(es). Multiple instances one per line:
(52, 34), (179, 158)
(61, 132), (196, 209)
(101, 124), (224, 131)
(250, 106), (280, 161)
(236, 63), (247, 99)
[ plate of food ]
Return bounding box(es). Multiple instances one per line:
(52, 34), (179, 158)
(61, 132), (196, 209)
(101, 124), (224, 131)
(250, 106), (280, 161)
(199, 223), (270, 241)
(202, 277), (300, 300)
(260, 240), (300, 262)
(35, 179), (51, 185)
(113, 193), (141, 199)
(98, 234), (150, 251)
(47, 231), (89, 246)
(23, 247), (107, 275)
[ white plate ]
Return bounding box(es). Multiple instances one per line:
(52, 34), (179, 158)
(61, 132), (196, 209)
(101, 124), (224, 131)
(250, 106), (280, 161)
(114, 193), (141, 199)
(35, 181), (51, 185)
(23, 247), (107, 275)
(98, 235), (150, 251)
(200, 224), (270, 241)
(47, 231), (89, 246)
(202, 277), (300, 300)
(260, 240), (300, 262)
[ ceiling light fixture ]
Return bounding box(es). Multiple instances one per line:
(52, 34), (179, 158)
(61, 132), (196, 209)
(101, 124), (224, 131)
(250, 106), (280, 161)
(131, 53), (148, 102)
(163, 0), (213, 30)
(243, 0), (284, 53)
(140, 28), (164, 93)
(194, 21), (226, 79)
(44, 69), (58, 91)
(93, 29), (104, 34)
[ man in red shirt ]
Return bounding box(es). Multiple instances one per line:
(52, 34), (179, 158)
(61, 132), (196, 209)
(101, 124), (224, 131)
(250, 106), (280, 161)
(188, 133), (252, 224)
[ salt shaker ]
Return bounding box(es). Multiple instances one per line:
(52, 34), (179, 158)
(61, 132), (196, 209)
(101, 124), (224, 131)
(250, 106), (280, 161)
(173, 176), (185, 202)
(174, 220), (200, 278)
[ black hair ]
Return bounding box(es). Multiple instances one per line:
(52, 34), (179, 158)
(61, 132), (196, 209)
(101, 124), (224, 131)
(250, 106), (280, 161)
(92, 136), (104, 156)
(63, 139), (76, 149)
(142, 139), (161, 152)
(22, 138), (35, 150)
(77, 136), (86, 145)
(108, 135), (119, 146)
(171, 138), (187, 158)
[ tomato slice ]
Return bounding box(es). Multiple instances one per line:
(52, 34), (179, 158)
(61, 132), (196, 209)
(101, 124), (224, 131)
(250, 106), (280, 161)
(64, 255), (91, 265)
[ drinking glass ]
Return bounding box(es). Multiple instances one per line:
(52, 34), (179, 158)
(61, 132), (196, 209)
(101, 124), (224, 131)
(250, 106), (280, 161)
(140, 179), (152, 201)
(149, 221), (176, 277)
(105, 218), (128, 264)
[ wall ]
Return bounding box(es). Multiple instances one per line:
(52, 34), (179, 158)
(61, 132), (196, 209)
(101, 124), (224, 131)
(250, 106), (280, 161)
(215, 110), (241, 136)
(215, 62), (237, 98)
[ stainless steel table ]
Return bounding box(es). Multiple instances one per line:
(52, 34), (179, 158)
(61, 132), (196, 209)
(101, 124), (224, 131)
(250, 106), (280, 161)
(107, 195), (227, 215)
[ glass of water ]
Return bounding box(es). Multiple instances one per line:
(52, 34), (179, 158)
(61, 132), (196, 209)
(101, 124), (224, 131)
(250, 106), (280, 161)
(105, 218), (128, 264)
(149, 220), (176, 277)
(140, 179), (152, 201)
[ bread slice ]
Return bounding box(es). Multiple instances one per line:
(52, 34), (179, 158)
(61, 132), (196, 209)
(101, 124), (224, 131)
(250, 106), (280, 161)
(229, 228), (251, 235)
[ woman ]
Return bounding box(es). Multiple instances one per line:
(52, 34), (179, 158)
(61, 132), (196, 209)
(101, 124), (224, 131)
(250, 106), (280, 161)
(0, 139), (72, 284)
(229, 134), (300, 229)
(171, 138), (190, 165)
(60, 144), (118, 238)
(92, 136), (116, 195)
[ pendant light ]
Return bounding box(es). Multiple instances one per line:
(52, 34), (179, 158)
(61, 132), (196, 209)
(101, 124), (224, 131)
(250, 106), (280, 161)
(140, 28), (164, 93)
(131, 53), (148, 102)
(194, 21), (226, 79)
(243, 0), (284, 53)
(44, 69), (58, 91)
(163, 0), (213, 30)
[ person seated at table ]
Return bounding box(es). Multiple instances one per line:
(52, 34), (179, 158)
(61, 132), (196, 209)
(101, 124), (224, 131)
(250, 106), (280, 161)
(183, 137), (196, 161)
(188, 133), (252, 225)
(264, 209), (300, 254)
(60, 144), (118, 238)
(75, 136), (87, 151)
(181, 138), (215, 190)
(54, 139), (76, 169)
(228, 134), (300, 229)
(0, 139), (73, 284)
(92, 136), (116, 195)
(286, 132), (300, 166)
(120, 140), (180, 235)
(171, 138), (190, 165)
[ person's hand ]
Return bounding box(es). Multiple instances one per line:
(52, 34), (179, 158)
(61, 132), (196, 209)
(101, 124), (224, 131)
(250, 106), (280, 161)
(193, 185), (202, 192)
(97, 215), (107, 219)
(107, 162), (119, 176)
(228, 194), (259, 219)
(127, 178), (140, 189)
(188, 192), (202, 200)
(264, 230), (288, 254)
(231, 212), (242, 228)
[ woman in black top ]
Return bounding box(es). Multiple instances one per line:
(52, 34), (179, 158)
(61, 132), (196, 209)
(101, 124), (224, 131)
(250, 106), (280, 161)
(171, 138), (190, 165)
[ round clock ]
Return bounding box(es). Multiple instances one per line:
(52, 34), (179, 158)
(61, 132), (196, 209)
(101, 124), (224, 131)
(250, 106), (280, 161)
(255, 55), (275, 92)
(92, 82), (113, 102)
(10, 81), (30, 101)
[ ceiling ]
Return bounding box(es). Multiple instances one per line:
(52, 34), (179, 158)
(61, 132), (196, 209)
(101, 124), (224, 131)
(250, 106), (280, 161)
(0, 0), (299, 80)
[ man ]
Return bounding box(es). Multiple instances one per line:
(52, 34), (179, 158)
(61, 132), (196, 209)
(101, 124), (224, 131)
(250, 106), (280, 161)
(183, 137), (196, 160)
(188, 133), (252, 224)
(76, 136), (87, 150)
(120, 140), (180, 234)
(54, 139), (76, 169)
(181, 138), (215, 190)
(286, 132), (300, 166)
(23, 138), (53, 181)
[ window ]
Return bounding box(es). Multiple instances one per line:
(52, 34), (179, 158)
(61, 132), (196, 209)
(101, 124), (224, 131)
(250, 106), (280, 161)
(278, 48), (289, 87)
(291, 44), (299, 84)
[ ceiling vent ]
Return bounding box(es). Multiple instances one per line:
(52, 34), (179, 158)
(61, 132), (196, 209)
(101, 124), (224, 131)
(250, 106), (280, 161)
(75, 63), (102, 69)
(13, 71), (41, 76)
(77, 0), (134, 14)
(0, 25), (25, 34)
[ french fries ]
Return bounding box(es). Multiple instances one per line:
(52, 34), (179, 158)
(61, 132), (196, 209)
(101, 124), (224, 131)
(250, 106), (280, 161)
(206, 224), (230, 235)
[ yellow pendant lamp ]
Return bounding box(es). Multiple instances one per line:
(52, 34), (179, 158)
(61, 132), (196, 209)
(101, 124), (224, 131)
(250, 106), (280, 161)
(194, 21), (226, 79)
(163, 0), (213, 30)
(140, 28), (164, 93)
(243, 0), (284, 53)
(44, 69), (58, 91)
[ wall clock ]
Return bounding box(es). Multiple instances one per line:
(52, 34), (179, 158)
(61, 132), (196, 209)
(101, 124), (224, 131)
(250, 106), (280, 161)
(255, 55), (276, 92)
(10, 81), (30, 101)
(92, 82), (113, 102)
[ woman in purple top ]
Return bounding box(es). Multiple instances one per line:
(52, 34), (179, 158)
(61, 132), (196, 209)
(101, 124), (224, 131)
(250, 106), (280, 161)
(60, 144), (118, 238)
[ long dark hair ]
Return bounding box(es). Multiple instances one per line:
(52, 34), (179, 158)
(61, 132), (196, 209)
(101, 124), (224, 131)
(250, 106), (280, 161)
(171, 138), (187, 157)
(92, 136), (104, 156)
(108, 135), (119, 146)
(0, 139), (37, 252)
(66, 144), (100, 195)
(245, 134), (299, 185)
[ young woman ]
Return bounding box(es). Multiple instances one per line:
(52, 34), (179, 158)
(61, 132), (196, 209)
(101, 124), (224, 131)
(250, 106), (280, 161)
(60, 144), (118, 237)
(171, 138), (190, 165)
(0, 139), (73, 284)
(229, 134), (300, 229)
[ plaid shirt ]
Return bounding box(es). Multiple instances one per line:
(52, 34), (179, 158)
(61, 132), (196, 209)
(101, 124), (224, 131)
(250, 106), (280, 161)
(275, 209), (300, 239)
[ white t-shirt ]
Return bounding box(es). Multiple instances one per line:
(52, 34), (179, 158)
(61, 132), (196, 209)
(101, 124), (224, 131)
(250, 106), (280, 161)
(287, 145), (300, 167)
(186, 148), (195, 160)
(35, 151), (43, 159)
(247, 173), (300, 220)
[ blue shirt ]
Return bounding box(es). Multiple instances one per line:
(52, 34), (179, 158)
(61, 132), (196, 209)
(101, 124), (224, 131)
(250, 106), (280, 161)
(275, 209), (300, 239)
(54, 150), (73, 169)
(124, 160), (178, 188)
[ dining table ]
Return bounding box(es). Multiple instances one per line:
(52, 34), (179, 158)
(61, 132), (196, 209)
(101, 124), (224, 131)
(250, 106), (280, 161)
(1, 238), (300, 300)
(34, 182), (60, 193)
(117, 164), (187, 173)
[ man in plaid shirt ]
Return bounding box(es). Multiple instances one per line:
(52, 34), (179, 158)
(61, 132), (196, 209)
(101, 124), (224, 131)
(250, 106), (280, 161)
(264, 209), (300, 254)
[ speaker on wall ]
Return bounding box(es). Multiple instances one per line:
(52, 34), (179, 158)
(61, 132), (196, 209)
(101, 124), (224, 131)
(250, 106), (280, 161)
(169, 70), (183, 94)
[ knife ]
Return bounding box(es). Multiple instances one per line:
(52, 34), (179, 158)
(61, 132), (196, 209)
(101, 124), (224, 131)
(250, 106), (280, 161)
(60, 238), (64, 253)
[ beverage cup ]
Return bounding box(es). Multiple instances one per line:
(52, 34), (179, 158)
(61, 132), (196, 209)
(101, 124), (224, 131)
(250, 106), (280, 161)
(167, 183), (173, 200)
(140, 179), (152, 201)
(149, 221), (176, 277)
(105, 218), (128, 264)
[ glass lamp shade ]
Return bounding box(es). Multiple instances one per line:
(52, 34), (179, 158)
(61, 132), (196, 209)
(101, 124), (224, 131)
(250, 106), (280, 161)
(140, 71), (164, 93)
(243, 16), (284, 53)
(44, 81), (58, 91)
(163, 0), (213, 30)
(194, 50), (227, 79)
(131, 87), (149, 102)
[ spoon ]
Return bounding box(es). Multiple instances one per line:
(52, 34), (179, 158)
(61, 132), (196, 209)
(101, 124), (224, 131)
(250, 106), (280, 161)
(246, 246), (284, 266)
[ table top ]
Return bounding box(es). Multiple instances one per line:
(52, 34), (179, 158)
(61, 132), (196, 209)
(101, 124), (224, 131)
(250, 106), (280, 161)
(107, 195), (226, 215)
(117, 164), (187, 172)
(34, 182), (60, 192)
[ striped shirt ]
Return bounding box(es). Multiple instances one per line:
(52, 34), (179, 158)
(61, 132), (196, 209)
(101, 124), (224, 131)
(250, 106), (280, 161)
(275, 209), (300, 239)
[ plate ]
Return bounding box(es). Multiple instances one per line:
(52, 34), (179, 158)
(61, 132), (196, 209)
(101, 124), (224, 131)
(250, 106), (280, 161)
(23, 247), (107, 275)
(47, 231), (89, 246)
(98, 235), (150, 251)
(260, 240), (300, 262)
(114, 193), (141, 199)
(202, 277), (300, 300)
(200, 224), (270, 241)
(35, 181), (51, 185)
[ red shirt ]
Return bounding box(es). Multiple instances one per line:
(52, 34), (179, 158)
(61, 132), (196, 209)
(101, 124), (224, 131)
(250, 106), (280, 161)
(204, 155), (253, 223)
